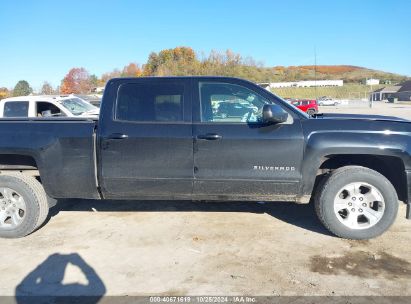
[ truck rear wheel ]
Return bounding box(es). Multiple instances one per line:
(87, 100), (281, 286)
(314, 166), (398, 239)
(0, 172), (49, 238)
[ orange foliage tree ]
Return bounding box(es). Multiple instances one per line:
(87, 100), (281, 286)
(122, 63), (142, 77)
(0, 87), (9, 100)
(101, 69), (121, 85)
(299, 65), (361, 75)
(60, 67), (93, 94)
(143, 46), (197, 76)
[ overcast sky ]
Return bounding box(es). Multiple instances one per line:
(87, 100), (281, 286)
(1, 0), (410, 89)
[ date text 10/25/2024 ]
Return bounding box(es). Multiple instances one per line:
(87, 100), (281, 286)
(149, 296), (257, 303)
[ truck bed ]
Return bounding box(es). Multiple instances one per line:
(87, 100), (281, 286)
(0, 118), (100, 199)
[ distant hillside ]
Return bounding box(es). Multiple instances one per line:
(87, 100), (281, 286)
(268, 65), (408, 84)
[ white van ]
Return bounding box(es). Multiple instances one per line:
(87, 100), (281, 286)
(0, 95), (99, 118)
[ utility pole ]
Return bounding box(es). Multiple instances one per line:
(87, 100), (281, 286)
(368, 78), (373, 108)
(314, 46), (317, 100)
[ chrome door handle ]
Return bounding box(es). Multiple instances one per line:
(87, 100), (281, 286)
(107, 133), (128, 139)
(197, 133), (222, 140)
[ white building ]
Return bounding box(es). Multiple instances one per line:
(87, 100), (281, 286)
(265, 79), (343, 89)
(366, 79), (380, 85)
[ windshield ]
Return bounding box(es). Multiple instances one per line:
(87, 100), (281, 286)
(59, 98), (97, 115)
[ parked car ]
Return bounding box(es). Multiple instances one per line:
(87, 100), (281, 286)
(318, 97), (339, 106)
(0, 76), (410, 240)
(0, 95), (99, 118)
(290, 99), (318, 115)
(74, 94), (102, 107)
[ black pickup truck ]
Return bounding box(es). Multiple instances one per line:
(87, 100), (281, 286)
(0, 76), (410, 239)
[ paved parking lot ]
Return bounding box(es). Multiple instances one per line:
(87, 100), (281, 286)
(320, 100), (411, 120)
(1, 102), (411, 298)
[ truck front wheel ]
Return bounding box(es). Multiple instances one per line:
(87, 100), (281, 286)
(0, 172), (49, 238)
(315, 166), (398, 239)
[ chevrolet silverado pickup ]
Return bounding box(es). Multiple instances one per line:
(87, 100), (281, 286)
(0, 76), (410, 239)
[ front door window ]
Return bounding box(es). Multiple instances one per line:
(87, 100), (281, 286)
(199, 82), (273, 123)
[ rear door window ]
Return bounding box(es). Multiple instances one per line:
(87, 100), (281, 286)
(3, 101), (29, 117)
(116, 83), (184, 122)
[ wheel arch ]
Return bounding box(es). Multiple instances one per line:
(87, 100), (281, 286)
(0, 153), (58, 207)
(305, 154), (407, 204)
(0, 154), (39, 171)
(301, 131), (411, 204)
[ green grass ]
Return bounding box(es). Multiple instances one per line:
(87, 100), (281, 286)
(270, 84), (386, 100)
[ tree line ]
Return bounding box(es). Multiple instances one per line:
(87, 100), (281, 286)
(1, 47), (267, 97)
(0, 46), (408, 99)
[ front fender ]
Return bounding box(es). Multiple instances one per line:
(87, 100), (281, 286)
(301, 130), (411, 195)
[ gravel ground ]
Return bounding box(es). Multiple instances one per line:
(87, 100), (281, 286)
(2, 201), (410, 297)
(0, 102), (410, 299)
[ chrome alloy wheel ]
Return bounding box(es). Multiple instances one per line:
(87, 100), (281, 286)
(0, 187), (26, 229)
(334, 182), (385, 230)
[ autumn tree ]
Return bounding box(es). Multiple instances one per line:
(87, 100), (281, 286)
(143, 52), (160, 75)
(140, 47), (264, 81)
(60, 68), (93, 94)
(101, 69), (121, 84)
(89, 74), (99, 88)
(143, 46), (198, 76)
(121, 63), (142, 77)
(95, 46), (408, 85)
(0, 87), (9, 100)
(40, 81), (54, 95)
(13, 80), (32, 96)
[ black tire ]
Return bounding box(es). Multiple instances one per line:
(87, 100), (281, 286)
(307, 109), (316, 116)
(314, 166), (398, 239)
(0, 172), (49, 238)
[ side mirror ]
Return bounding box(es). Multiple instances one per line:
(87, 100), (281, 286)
(262, 104), (288, 124)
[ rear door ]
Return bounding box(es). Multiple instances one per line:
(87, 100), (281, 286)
(98, 78), (193, 199)
(192, 78), (305, 200)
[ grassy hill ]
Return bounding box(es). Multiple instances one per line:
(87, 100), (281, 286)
(262, 65), (409, 100)
(135, 48), (409, 84)
(271, 83), (386, 100)
(266, 65), (408, 84)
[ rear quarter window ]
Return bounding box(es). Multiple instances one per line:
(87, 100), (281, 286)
(3, 101), (29, 117)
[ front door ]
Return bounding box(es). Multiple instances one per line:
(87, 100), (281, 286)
(192, 78), (305, 201)
(99, 78), (193, 199)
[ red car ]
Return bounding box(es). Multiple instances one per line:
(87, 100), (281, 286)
(289, 99), (318, 115)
